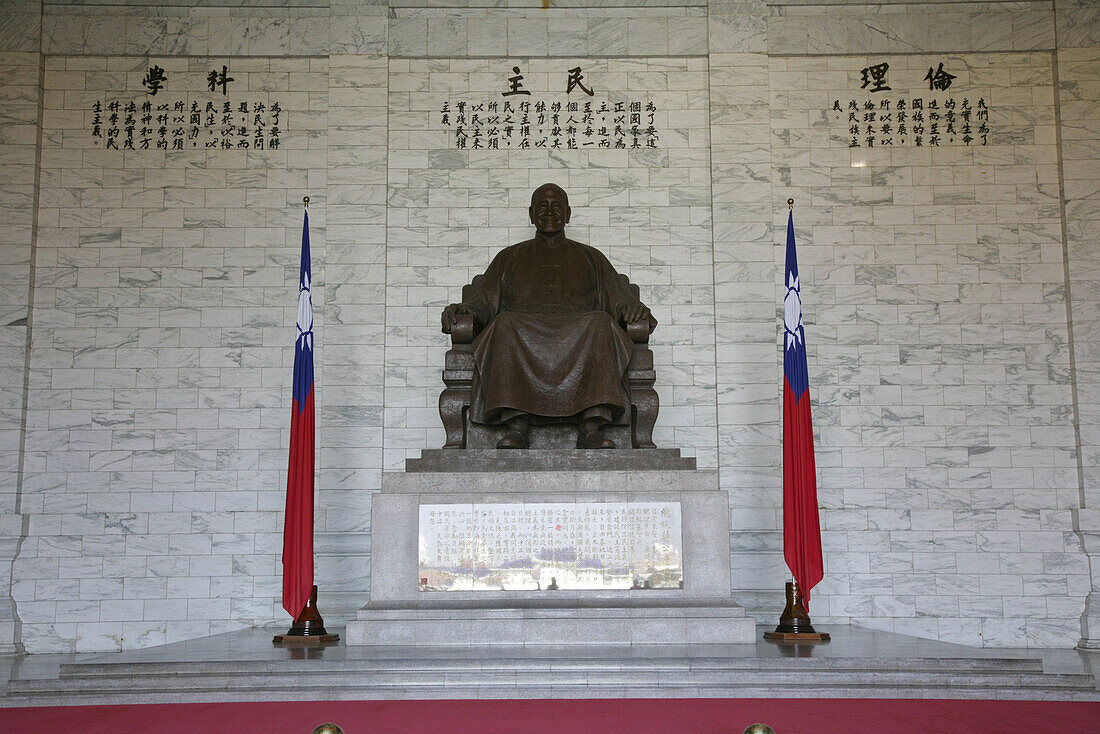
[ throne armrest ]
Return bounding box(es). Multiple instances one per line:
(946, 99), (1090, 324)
(449, 312), (477, 345)
(626, 319), (652, 344)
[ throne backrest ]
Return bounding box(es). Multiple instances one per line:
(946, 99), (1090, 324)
(460, 274), (484, 306)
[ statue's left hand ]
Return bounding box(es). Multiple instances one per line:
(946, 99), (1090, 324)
(620, 302), (651, 324)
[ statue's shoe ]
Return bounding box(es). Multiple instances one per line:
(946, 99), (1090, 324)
(496, 430), (528, 449)
(579, 430), (615, 449)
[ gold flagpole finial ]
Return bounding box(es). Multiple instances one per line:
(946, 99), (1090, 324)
(787, 198), (794, 210)
(303, 196), (310, 208)
(542, 0), (552, 8)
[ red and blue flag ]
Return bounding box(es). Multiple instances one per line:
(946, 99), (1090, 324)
(282, 209), (315, 618)
(782, 208), (824, 603)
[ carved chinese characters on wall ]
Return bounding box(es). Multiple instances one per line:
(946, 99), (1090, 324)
(833, 60), (991, 148)
(89, 62), (285, 151)
(438, 65), (662, 150)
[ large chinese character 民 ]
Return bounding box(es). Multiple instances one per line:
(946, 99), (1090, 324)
(566, 66), (594, 96)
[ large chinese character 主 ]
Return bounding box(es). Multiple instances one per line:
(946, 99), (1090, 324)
(502, 66), (531, 97)
(860, 62), (891, 93)
(924, 62), (956, 91)
(142, 65), (167, 96)
(566, 66), (594, 96)
(207, 65), (234, 96)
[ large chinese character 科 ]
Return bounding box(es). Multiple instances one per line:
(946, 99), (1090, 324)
(208, 65), (234, 96)
(860, 62), (891, 93)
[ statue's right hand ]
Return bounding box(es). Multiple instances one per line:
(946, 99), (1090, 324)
(441, 302), (473, 333)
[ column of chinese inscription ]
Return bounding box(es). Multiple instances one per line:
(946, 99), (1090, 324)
(419, 502), (683, 591)
(91, 99), (283, 151)
(833, 60), (991, 148)
(836, 97), (988, 148)
(440, 99), (660, 150)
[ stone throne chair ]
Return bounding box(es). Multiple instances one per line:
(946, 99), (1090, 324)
(438, 273), (659, 450)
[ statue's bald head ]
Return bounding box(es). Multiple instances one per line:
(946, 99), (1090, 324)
(531, 183), (568, 207)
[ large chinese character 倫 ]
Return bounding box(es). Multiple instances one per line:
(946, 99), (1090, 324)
(924, 62), (956, 92)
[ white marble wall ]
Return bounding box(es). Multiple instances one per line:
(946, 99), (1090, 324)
(13, 54), (328, 651)
(1057, 40), (1100, 647)
(0, 0), (1098, 652)
(319, 54), (387, 616)
(770, 50), (1086, 647)
(0, 46), (40, 654)
(383, 56), (717, 469)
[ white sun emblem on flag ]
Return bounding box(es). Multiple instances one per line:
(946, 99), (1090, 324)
(297, 272), (313, 353)
(784, 272), (803, 351)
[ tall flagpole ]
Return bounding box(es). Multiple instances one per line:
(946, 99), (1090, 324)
(275, 196), (337, 645)
(765, 197), (829, 643)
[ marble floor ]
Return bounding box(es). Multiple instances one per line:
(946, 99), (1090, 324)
(2, 625), (1098, 705)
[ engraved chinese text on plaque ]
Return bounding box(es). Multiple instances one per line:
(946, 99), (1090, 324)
(418, 502), (683, 591)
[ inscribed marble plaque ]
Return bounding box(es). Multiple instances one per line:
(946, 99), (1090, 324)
(419, 502), (682, 591)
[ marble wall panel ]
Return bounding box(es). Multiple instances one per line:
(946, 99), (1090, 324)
(767, 2), (1055, 55)
(1058, 45), (1100, 648)
(385, 56), (717, 471)
(0, 47), (40, 654)
(14, 54), (328, 652)
(770, 50), (1086, 646)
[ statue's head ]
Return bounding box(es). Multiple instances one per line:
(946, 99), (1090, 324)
(529, 183), (570, 236)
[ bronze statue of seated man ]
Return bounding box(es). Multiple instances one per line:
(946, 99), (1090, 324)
(441, 183), (656, 450)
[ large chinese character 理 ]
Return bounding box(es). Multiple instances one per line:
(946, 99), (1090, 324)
(860, 62), (891, 93)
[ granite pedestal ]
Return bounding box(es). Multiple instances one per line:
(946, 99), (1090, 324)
(346, 458), (756, 646)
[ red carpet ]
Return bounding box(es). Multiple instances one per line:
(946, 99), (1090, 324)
(4, 698), (1098, 733)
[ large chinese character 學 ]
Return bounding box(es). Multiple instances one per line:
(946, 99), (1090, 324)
(142, 65), (167, 96)
(502, 66), (531, 97)
(860, 62), (891, 93)
(207, 65), (234, 96)
(566, 66), (594, 96)
(924, 62), (956, 91)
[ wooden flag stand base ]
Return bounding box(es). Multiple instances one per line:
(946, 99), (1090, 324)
(273, 585), (340, 645)
(763, 581), (830, 642)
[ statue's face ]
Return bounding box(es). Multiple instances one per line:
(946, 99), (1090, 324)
(529, 189), (570, 235)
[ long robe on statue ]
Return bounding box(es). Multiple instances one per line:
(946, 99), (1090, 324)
(464, 232), (648, 425)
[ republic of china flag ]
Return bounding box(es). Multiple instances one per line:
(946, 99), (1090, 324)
(282, 209), (315, 618)
(782, 208), (824, 603)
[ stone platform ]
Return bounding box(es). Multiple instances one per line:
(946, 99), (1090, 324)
(5, 626), (1098, 704)
(406, 448), (696, 472)
(350, 597), (752, 646)
(346, 467), (758, 646)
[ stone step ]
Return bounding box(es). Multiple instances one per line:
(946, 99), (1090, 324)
(7, 683), (1098, 706)
(13, 667), (1090, 697)
(55, 654), (1045, 679)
